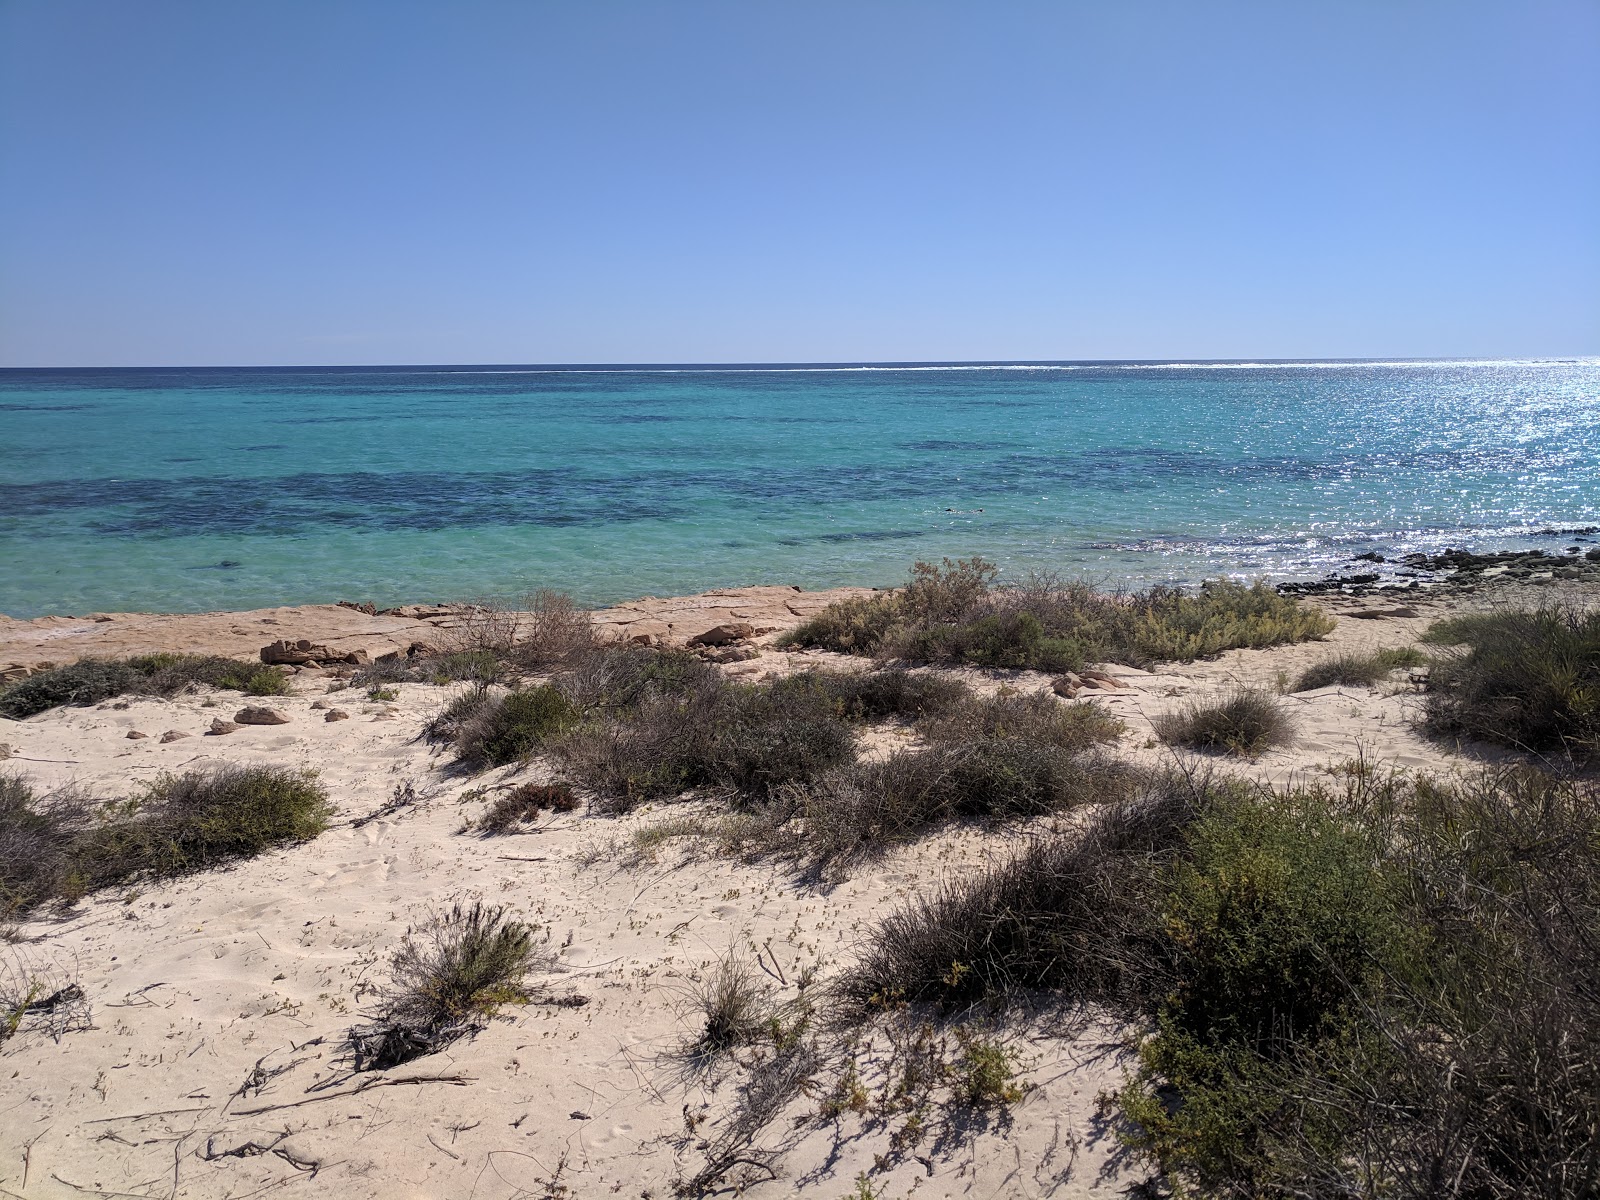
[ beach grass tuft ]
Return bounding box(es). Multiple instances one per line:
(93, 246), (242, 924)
(1291, 646), (1426, 692)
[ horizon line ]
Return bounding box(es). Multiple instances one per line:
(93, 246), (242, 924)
(3, 355), (1597, 373)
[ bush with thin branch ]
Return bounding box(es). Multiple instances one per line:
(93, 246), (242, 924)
(1, 766), (330, 912)
(475, 783), (579, 834)
(348, 901), (548, 1069)
(454, 685), (577, 770)
(1154, 688), (1295, 756)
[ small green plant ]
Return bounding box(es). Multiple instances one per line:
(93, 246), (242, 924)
(1154, 688), (1294, 755)
(455, 685), (577, 769)
(955, 1030), (1026, 1105)
(686, 951), (774, 1061)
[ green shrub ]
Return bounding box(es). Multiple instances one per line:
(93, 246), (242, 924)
(71, 765), (331, 890)
(1154, 689), (1295, 756)
(780, 564), (1333, 670)
(0, 775), (92, 914)
(1423, 605), (1600, 757)
(777, 593), (905, 656)
(557, 675), (855, 810)
(791, 738), (1134, 868)
(2, 765), (330, 912)
(455, 685), (577, 769)
(349, 902), (546, 1069)
(837, 763), (1600, 1198)
(555, 643), (720, 713)
(0, 654), (289, 718)
(832, 771), (1219, 1017)
(1292, 646), (1425, 692)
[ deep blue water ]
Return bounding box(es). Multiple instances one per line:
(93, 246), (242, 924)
(2, 360), (1597, 617)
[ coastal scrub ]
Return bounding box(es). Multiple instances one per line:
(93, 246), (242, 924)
(780, 559), (1334, 671)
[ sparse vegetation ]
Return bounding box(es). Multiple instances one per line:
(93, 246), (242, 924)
(1154, 688), (1295, 755)
(0, 766), (330, 913)
(1292, 646), (1426, 692)
(769, 668), (971, 722)
(789, 739), (1134, 868)
(348, 901), (547, 1069)
(781, 559), (1334, 671)
(0, 654), (291, 718)
(835, 764), (1600, 1200)
(1422, 604), (1600, 757)
(686, 952), (776, 1061)
(475, 782), (579, 833)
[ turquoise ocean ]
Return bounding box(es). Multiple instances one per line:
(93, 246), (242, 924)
(2, 360), (1597, 619)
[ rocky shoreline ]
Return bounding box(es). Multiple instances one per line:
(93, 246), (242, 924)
(1276, 541), (1600, 597)
(9, 545), (1600, 682)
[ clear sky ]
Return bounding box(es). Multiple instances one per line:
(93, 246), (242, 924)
(1, 0), (1595, 366)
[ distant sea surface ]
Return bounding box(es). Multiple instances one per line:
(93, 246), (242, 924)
(2, 360), (1598, 619)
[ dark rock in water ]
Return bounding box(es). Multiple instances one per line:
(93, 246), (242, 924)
(1352, 551), (1386, 563)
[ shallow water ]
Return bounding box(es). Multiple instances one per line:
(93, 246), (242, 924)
(2, 359), (1597, 617)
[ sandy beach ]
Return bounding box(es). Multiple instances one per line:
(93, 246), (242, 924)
(0, 570), (1579, 1200)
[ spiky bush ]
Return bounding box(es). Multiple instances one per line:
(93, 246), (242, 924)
(349, 902), (547, 1069)
(1422, 605), (1600, 758)
(1292, 646), (1426, 692)
(1154, 689), (1295, 756)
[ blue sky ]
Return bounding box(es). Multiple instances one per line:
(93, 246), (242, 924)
(1, 1), (1595, 366)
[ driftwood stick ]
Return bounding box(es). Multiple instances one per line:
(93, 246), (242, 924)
(230, 1073), (471, 1116)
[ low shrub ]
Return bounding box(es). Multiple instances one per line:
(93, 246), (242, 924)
(554, 643), (720, 714)
(0, 775), (92, 914)
(348, 901), (547, 1069)
(1292, 646), (1426, 692)
(781, 561), (1333, 671)
(71, 765), (332, 890)
(0, 654), (289, 718)
(1154, 688), (1294, 756)
(556, 675), (856, 811)
(770, 669), (971, 722)
(791, 738), (1134, 868)
(838, 761), (1600, 1199)
(1422, 605), (1600, 757)
(917, 690), (1123, 753)
(833, 770), (1219, 1017)
(686, 951), (776, 1061)
(2, 766), (330, 912)
(424, 684), (500, 744)
(357, 649), (506, 687)
(455, 685), (577, 769)
(475, 782), (579, 834)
